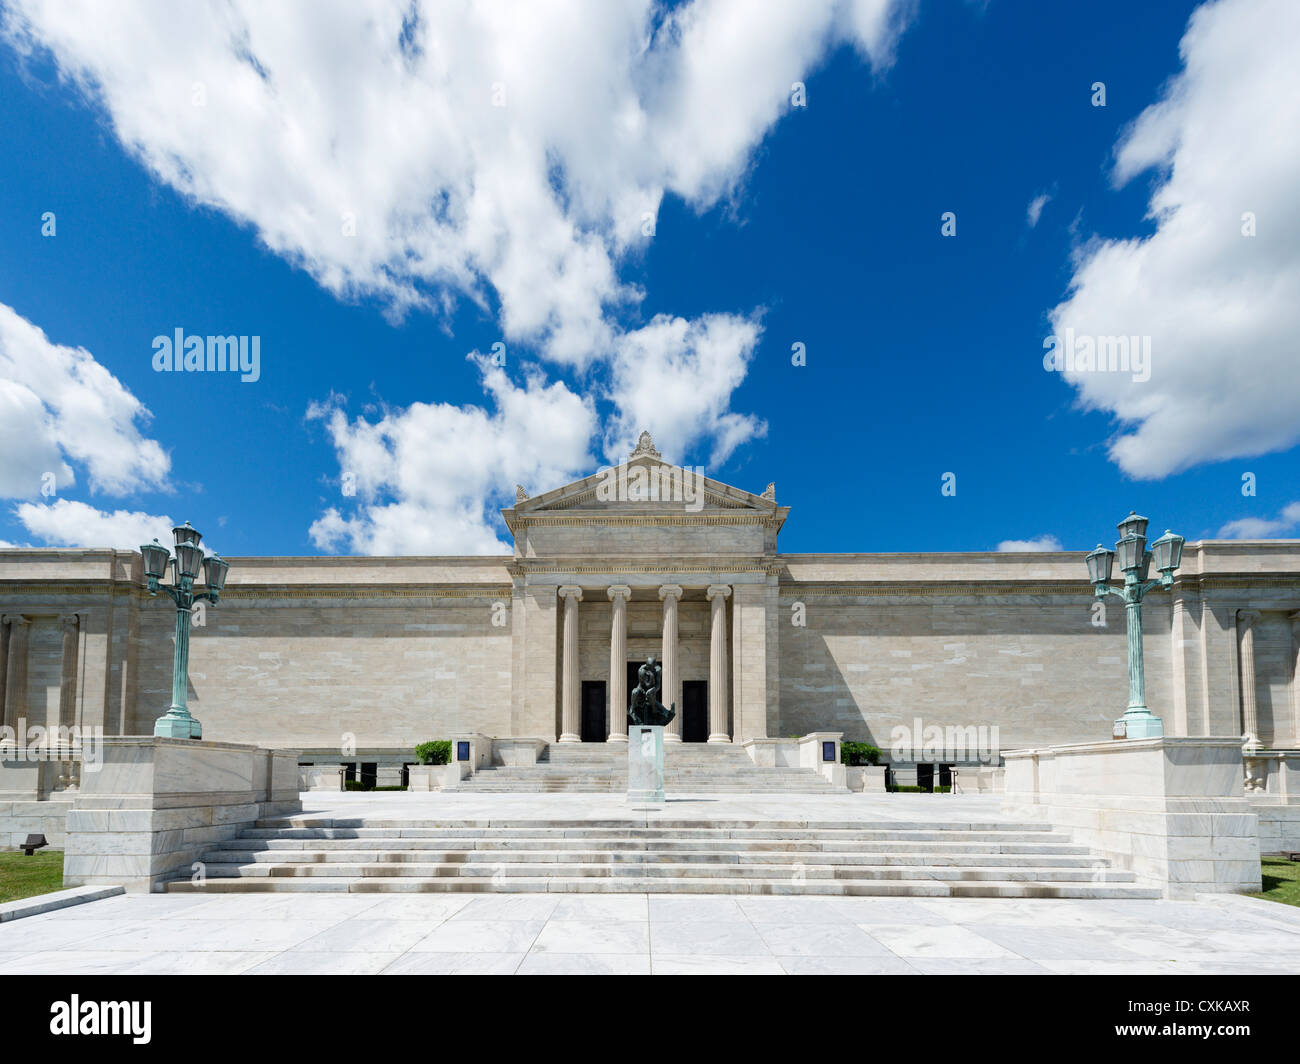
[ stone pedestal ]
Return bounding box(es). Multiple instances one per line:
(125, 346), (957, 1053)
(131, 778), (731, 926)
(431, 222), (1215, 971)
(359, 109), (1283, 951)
(798, 731), (846, 788)
(63, 737), (301, 893)
(627, 725), (665, 804)
(1003, 737), (1261, 898)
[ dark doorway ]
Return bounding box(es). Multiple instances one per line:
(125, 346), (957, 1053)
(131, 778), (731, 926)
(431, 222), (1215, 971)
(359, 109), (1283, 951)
(938, 764), (953, 790)
(581, 680), (608, 742)
(682, 680), (708, 742)
(360, 762), (377, 789)
(916, 763), (934, 793)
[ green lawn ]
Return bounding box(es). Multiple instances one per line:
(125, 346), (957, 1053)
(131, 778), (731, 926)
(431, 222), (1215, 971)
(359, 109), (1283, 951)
(1252, 857), (1300, 907)
(0, 849), (65, 904)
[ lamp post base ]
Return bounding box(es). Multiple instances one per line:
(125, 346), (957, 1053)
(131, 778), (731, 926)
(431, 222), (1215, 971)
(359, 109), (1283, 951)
(154, 710), (203, 740)
(1114, 711), (1163, 740)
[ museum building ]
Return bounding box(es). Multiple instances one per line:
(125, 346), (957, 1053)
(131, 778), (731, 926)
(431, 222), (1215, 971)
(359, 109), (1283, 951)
(1, 433), (1298, 787)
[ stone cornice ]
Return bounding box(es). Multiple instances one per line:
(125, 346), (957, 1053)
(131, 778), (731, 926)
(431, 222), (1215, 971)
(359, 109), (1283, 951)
(780, 581), (1103, 598)
(506, 510), (786, 528)
(0, 581), (511, 601)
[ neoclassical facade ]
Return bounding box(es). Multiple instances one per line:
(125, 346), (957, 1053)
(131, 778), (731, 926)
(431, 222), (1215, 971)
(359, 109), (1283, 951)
(2, 435), (1299, 769)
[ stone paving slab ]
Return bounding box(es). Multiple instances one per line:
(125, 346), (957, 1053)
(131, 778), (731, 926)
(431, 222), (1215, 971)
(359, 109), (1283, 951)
(2, 889), (1298, 975)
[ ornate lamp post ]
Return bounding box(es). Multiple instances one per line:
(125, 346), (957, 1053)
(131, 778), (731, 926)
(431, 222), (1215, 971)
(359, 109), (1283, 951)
(1086, 512), (1185, 740)
(139, 522), (230, 740)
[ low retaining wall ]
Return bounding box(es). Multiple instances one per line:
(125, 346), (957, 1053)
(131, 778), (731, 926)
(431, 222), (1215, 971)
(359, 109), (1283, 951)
(1003, 737), (1261, 899)
(64, 737), (301, 893)
(0, 756), (81, 847)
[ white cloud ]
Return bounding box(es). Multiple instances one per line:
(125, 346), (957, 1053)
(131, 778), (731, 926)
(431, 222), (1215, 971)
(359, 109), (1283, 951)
(2, 1), (919, 549)
(2, 0), (911, 372)
(997, 535), (1063, 552)
(605, 313), (767, 465)
(14, 499), (175, 550)
(1047, 0), (1300, 479)
(0, 302), (170, 498)
(1026, 192), (1051, 228)
(1217, 500), (1300, 539)
(308, 356), (597, 554)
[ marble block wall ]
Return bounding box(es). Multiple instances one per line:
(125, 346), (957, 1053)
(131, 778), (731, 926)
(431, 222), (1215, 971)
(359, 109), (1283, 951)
(1003, 737), (1262, 898)
(63, 737), (301, 892)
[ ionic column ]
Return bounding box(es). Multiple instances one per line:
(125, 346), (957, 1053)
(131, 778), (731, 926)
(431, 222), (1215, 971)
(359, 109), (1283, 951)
(1289, 611), (1300, 749)
(659, 585), (683, 743)
(607, 585), (631, 743)
(707, 585), (731, 743)
(1238, 610), (1261, 748)
(558, 586), (583, 742)
(0, 618), (9, 733)
(3, 616), (30, 732)
(58, 614), (80, 731)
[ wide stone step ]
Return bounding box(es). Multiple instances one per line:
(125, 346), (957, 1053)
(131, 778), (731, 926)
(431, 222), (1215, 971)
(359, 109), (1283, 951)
(253, 817), (1055, 831)
(235, 827), (1073, 844)
(165, 876), (1160, 899)
(203, 848), (1106, 868)
(191, 858), (1140, 882)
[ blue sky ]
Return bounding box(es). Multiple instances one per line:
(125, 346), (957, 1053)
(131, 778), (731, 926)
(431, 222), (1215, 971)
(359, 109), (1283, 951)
(0, 0), (1296, 558)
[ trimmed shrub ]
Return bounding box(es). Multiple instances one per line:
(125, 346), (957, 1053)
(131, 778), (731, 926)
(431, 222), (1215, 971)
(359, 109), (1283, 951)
(841, 741), (881, 766)
(415, 740), (451, 766)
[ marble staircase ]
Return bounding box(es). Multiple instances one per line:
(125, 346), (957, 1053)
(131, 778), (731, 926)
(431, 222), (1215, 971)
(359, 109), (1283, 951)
(165, 816), (1160, 898)
(444, 742), (839, 794)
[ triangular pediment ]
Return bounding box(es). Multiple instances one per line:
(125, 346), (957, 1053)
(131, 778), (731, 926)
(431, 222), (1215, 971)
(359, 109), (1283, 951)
(503, 432), (781, 530)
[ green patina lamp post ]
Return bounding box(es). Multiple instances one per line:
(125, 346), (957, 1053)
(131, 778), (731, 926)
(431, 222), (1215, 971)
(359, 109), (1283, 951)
(1086, 512), (1185, 740)
(139, 522), (230, 740)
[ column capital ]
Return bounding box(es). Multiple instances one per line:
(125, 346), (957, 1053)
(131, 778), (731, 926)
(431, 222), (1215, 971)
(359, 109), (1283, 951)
(2, 615), (30, 627)
(1237, 609), (1261, 627)
(558, 585), (583, 602)
(658, 584), (683, 601)
(706, 584), (732, 601)
(606, 584), (632, 602)
(61, 613), (80, 629)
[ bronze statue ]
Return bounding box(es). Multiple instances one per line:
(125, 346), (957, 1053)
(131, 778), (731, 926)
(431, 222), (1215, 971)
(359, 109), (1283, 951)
(628, 654), (676, 727)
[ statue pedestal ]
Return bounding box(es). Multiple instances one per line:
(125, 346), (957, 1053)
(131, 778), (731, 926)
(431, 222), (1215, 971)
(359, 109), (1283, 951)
(627, 725), (665, 805)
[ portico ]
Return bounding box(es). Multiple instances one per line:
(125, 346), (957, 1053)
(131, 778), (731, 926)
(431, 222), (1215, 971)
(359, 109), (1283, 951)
(503, 433), (785, 746)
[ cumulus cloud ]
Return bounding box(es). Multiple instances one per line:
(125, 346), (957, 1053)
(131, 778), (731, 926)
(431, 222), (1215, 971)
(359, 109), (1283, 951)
(996, 535), (1063, 552)
(14, 499), (175, 549)
(1217, 501), (1300, 539)
(605, 313), (766, 465)
(2, 0), (911, 370)
(0, 302), (170, 498)
(308, 356), (597, 554)
(1047, 0), (1300, 479)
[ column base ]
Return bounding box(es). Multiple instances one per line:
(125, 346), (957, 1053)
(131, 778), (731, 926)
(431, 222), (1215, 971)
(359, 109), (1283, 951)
(153, 711), (202, 740)
(1115, 711), (1164, 740)
(557, 733), (580, 744)
(663, 734), (682, 744)
(606, 734), (628, 744)
(707, 733), (731, 744)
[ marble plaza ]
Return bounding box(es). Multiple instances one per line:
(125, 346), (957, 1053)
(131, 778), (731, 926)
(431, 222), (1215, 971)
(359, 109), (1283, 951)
(3, 875), (1300, 975)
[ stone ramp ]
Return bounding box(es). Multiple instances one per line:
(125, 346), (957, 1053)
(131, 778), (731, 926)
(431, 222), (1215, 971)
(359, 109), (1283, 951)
(445, 742), (840, 794)
(167, 816), (1160, 899)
